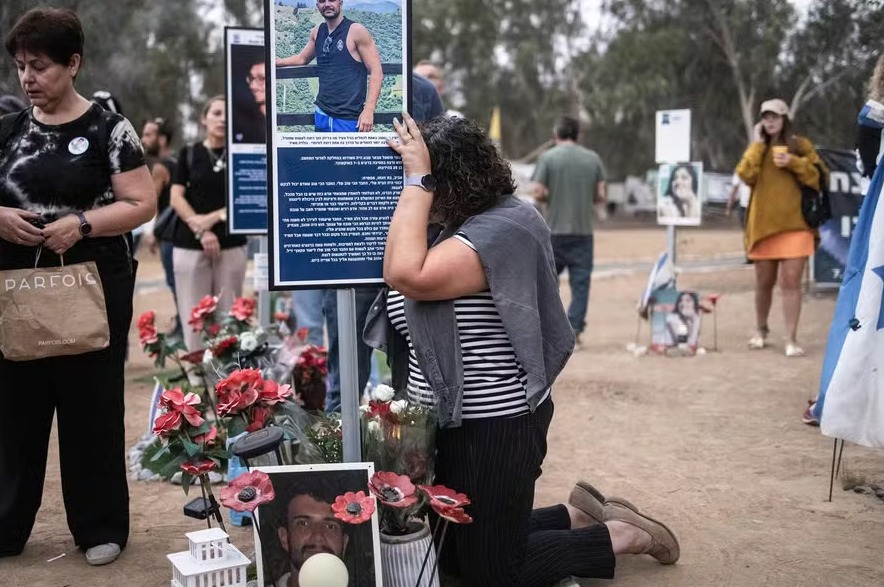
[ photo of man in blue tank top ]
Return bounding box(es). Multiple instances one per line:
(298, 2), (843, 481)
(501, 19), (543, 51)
(276, 0), (384, 133)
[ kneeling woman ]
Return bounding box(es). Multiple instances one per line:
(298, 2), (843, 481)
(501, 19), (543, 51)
(366, 114), (679, 586)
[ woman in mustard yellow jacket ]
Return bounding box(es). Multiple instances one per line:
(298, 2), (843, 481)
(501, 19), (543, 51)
(737, 99), (822, 357)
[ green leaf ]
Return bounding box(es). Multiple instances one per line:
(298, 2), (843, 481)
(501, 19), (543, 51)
(191, 421), (211, 436)
(182, 439), (200, 457)
(181, 472), (194, 496)
(150, 444), (170, 463)
(159, 454), (188, 478)
(228, 417), (248, 438)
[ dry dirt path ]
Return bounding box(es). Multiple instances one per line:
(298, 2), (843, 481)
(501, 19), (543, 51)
(3, 228), (882, 587)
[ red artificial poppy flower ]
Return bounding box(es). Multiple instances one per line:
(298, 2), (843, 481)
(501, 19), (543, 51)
(158, 388), (205, 427)
(180, 349), (207, 365)
(418, 484), (470, 510)
(152, 410), (182, 436)
(219, 470), (275, 513)
(366, 400), (392, 420)
(332, 491), (375, 524)
(216, 369), (263, 416)
(189, 295), (218, 331)
(180, 458), (217, 476)
(699, 293), (721, 314)
(258, 380), (294, 406)
(211, 336), (239, 357)
(368, 471), (418, 508)
(245, 406), (272, 432)
(229, 297), (256, 322)
(137, 311), (156, 330)
(436, 504), (473, 524)
(193, 426), (218, 447)
(139, 325), (159, 346)
(418, 484), (473, 524)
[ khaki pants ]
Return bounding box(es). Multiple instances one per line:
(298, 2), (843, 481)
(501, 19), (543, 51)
(173, 245), (248, 351)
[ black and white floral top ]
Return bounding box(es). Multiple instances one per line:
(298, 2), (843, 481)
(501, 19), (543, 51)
(0, 103), (145, 223)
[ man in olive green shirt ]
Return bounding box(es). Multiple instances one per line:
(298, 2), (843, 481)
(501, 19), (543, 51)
(532, 116), (606, 345)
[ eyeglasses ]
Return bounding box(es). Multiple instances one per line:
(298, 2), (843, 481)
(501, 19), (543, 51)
(246, 75), (265, 85)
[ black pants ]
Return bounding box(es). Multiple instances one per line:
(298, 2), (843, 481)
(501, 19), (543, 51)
(0, 237), (134, 555)
(434, 400), (616, 586)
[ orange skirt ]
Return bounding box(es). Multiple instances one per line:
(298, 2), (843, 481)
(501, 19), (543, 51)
(748, 230), (814, 260)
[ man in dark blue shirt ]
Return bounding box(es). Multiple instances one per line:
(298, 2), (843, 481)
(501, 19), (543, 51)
(276, 0), (383, 132)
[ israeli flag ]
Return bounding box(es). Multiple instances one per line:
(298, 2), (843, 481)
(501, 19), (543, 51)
(638, 251), (675, 316)
(814, 151), (884, 447)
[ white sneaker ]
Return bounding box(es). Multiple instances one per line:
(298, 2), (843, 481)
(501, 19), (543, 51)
(85, 543), (121, 566)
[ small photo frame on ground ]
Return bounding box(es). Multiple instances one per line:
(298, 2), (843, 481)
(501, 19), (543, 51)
(253, 463), (381, 587)
(650, 287), (703, 355)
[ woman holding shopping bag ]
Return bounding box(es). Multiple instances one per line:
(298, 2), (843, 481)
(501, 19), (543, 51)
(169, 95), (248, 353)
(0, 8), (155, 566)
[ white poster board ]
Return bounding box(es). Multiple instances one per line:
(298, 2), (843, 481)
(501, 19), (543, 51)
(655, 109), (691, 164)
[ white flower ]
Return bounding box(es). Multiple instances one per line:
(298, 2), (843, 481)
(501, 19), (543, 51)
(367, 420), (381, 437)
(390, 400), (408, 415)
(202, 350), (214, 364)
(239, 331), (259, 353)
(360, 404), (371, 414)
(372, 384), (395, 403)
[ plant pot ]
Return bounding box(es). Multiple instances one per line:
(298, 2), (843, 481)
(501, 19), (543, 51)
(380, 521), (440, 587)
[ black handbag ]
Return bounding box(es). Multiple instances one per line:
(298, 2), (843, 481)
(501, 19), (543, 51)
(800, 162), (831, 228)
(152, 206), (179, 241)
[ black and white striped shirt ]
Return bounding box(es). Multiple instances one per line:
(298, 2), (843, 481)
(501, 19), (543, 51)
(386, 233), (549, 419)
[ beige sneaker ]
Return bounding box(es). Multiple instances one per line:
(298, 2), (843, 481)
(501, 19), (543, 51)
(85, 543), (121, 566)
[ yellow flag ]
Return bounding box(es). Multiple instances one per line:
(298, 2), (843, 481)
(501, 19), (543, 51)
(489, 106), (502, 144)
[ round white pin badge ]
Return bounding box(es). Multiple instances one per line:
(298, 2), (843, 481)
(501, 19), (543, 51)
(68, 137), (89, 155)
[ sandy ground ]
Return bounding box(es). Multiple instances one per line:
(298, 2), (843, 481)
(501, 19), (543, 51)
(2, 227), (884, 587)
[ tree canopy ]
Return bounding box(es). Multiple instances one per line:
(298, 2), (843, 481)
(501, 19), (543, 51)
(413, 0), (883, 177)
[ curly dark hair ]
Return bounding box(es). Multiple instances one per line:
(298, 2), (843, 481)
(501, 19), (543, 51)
(419, 116), (516, 227)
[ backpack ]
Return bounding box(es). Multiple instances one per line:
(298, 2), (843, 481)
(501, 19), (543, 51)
(152, 145), (193, 241)
(800, 160), (831, 229)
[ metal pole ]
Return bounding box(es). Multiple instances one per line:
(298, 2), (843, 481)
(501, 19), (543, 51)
(337, 288), (362, 462)
(666, 224), (677, 269)
(828, 438), (839, 502)
(257, 237), (271, 328)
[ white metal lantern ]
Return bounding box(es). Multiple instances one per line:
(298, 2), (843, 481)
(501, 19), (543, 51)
(168, 528), (250, 587)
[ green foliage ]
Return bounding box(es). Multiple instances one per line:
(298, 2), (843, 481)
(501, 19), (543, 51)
(414, 0), (878, 176)
(1, 0), (258, 148)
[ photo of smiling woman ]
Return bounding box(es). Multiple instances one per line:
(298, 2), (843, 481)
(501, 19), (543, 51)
(657, 162), (703, 226)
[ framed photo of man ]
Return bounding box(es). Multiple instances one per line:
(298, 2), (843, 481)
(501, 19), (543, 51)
(265, 0), (412, 288)
(271, 0), (405, 134)
(253, 463), (382, 587)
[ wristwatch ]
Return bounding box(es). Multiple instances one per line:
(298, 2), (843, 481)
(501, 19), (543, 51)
(404, 174), (437, 192)
(76, 212), (92, 237)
